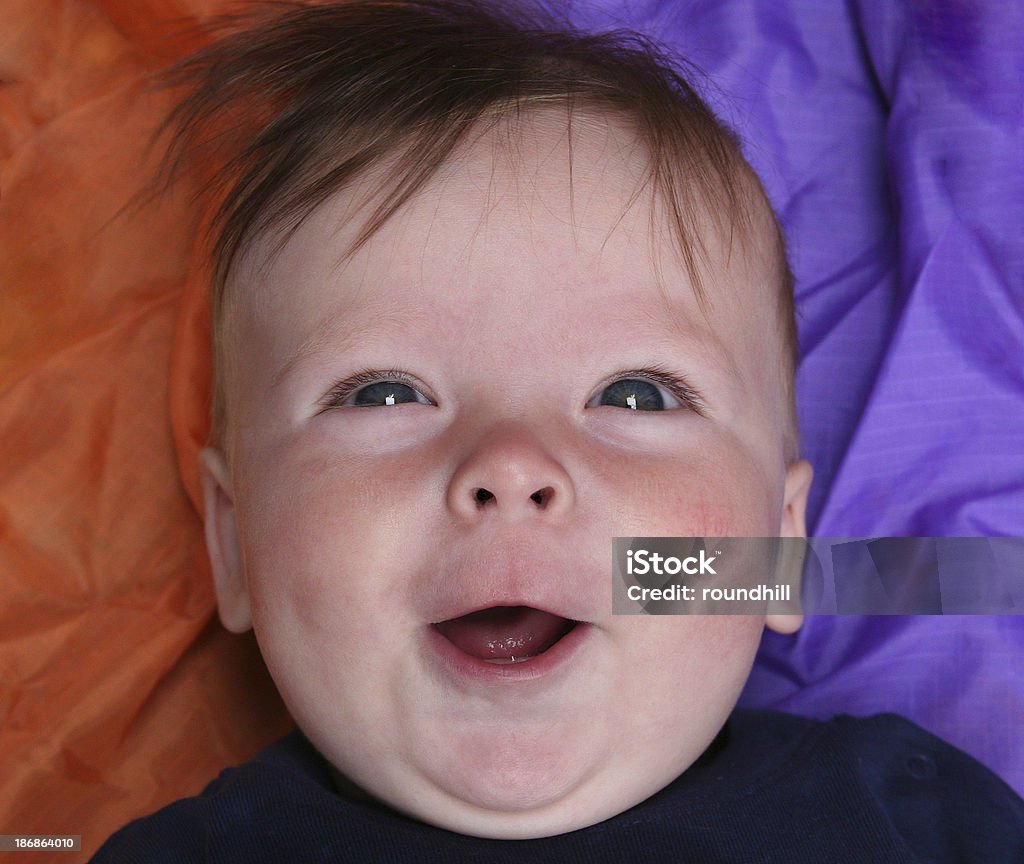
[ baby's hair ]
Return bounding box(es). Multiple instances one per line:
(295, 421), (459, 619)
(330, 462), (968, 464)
(156, 0), (797, 451)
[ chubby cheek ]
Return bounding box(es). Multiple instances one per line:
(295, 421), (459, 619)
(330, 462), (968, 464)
(229, 435), (438, 704)
(611, 614), (763, 768)
(593, 433), (782, 538)
(622, 614), (763, 685)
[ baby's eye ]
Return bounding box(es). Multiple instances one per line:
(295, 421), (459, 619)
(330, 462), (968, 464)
(593, 378), (679, 411)
(586, 370), (705, 413)
(349, 381), (428, 407)
(319, 371), (433, 410)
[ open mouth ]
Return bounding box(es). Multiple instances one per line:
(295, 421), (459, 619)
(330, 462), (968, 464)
(433, 606), (579, 665)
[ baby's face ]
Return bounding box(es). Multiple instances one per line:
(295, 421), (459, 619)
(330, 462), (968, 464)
(202, 112), (810, 838)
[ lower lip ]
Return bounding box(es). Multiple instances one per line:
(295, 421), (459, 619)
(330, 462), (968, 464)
(424, 621), (593, 684)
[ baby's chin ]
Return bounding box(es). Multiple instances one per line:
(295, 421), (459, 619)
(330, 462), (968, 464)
(343, 777), (657, 840)
(328, 729), (708, 840)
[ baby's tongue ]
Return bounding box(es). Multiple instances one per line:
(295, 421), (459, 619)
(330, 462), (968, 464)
(435, 606), (573, 661)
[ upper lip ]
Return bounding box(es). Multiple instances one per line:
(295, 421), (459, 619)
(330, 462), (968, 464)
(416, 536), (604, 626)
(431, 599), (580, 626)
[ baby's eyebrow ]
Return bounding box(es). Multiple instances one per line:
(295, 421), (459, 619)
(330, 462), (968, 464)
(271, 315), (361, 390)
(268, 296), (429, 390)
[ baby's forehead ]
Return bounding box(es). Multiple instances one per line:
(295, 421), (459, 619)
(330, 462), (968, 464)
(236, 108), (777, 322)
(431, 110), (648, 208)
(236, 117), (779, 398)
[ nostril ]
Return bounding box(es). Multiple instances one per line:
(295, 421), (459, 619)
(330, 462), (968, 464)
(470, 486), (556, 510)
(530, 486), (554, 508)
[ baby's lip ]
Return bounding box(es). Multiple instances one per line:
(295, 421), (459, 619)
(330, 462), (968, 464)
(430, 597), (589, 627)
(425, 603), (594, 680)
(419, 541), (600, 676)
(417, 538), (604, 627)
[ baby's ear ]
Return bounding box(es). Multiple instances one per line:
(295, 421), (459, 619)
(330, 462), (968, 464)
(779, 459), (813, 539)
(766, 459), (814, 635)
(199, 447), (252, 633)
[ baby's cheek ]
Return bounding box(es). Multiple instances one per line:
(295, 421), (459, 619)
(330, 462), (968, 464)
(607, 452), (778, 538)
(234, 463), (357, 624)
(234, 437), (440, 641)
(626, 614), (762, 666)
(614, 615), (763, 764)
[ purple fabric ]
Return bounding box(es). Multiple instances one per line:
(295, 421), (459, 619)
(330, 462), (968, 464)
(566, 2), (1024, 793)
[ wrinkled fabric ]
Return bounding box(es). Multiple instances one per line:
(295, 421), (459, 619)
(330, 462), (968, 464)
(1, 1), (1021, 858)
(0, 1), (293, 856)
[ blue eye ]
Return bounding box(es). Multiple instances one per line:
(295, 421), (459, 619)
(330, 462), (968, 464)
(320, 371), (433, 410)
(350, 381), (426, 407)
(586, 369), (705, 413)
(595, 378), (679, 411)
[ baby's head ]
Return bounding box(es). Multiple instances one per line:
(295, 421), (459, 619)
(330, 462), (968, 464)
(169, 0), (812, 839)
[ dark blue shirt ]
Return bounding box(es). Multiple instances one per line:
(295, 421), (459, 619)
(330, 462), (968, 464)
(91, 710), (1024, 862)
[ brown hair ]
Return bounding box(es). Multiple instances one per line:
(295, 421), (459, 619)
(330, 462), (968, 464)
(156, 0), (798, 451)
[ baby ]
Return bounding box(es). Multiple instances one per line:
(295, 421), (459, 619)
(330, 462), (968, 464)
(93, 0), (1024, 859)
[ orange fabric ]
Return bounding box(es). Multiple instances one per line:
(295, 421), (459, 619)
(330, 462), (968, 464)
(0, 2), (291, 858)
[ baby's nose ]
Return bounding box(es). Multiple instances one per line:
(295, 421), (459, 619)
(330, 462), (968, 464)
(446, 426), (575, 521)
